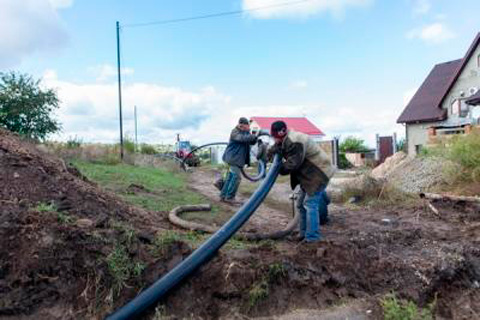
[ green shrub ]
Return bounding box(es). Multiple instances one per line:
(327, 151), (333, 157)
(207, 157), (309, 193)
(66, 136), (82, 149)
(339, 136), (369, 153)
(35, 202), (57, 212)
(106, 244), (145, 294)
(140, 143), (157, 155)
(123, 136), (136, 154)
(422, 128), (480, 184)
(381, 293), (435, 320)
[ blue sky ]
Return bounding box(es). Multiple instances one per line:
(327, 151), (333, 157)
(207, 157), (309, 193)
(2, 0), (480, 146)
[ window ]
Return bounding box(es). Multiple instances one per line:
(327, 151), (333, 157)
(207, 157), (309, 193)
(451, 99), (460, 116)
(478, 54), (480, 68)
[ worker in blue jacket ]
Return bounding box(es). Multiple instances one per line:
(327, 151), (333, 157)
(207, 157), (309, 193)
(220, 117), (257, 205)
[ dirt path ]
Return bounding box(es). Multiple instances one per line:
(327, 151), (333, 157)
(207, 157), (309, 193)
(187, 168), (293, 235)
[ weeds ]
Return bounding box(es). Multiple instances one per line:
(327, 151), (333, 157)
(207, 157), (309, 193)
(248, 279), (269, 307)
(140, 143), (157, 155)
(57, 211), (75, 225)
(381, 293), (435, 320)
(267, 262), (286, 281)
(248, 262), (287, 308)
(35, 202), (57, 212)
(153, 230), (208, 255)
(106, 244), (144, 295)
(422, 128), (480, 187)
(111, 220), (136, 246)
(66, 136), (82, 149)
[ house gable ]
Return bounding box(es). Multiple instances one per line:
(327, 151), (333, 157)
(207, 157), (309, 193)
(440, 36), (480, 118)
(397, 32), (480, 124)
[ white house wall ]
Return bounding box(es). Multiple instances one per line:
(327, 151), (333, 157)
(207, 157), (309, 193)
(406, 122), (436, 156)
(441, 42), (480, 118)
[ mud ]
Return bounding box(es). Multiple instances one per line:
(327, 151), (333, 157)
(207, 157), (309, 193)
(1, 129), (479, 319)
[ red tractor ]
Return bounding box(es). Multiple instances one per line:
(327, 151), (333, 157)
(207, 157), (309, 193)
(175, 140), (200, 167)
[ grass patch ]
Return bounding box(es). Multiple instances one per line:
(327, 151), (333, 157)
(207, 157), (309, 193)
(106, 244), (145, 295)
(248, 279), (269, 308)
(180, 206), (233, 227)
(381, 293), (435, 320)
(57, 211), (75, 225)
(421, 128), (480, 194)
(72, 160), (210, 212)
(111, 220), (136, 245)
(35, 202), (57, 212)
(248, 262), (287, 308)
(152, 230), (209, 255)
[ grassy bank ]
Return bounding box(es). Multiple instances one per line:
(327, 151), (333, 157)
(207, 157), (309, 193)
(73, 160), (208, 212)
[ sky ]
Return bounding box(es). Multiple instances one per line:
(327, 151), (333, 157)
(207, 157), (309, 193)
(1, 0), (480, 147)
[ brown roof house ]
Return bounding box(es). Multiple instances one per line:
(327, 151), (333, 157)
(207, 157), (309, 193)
(397, 32), (480, 155)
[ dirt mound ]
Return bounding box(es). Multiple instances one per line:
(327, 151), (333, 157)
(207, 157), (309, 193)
(2, 129), (479, 319)
(370, 152), (447, 194)
(0, 129), (166, 318)
(371, 151), (407, 180)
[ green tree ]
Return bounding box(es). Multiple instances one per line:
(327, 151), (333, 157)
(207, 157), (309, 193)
(0, 71), (61, 140)
(339, 136), (369, 153)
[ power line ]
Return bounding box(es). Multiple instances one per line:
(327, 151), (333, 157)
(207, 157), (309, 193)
(122, 0), (312, 28)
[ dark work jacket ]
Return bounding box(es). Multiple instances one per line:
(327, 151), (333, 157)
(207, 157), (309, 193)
(277, 131), (335, 195)
(222, 126), (257, 168)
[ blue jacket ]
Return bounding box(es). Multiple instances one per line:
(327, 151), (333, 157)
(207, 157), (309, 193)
(223, 126), (257, 168)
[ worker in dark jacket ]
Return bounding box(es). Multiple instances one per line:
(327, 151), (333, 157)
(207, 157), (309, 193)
(270, 120), (335, 243)
(220, 117), (257, 204)
(256, 139), (268, 178)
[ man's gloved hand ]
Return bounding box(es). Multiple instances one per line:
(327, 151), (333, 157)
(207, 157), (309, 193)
(267, 144), (281, 162)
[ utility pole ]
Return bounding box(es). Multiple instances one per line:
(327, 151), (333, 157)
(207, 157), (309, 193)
(116, 21), (124, 160)
(134, 105), (138, 152)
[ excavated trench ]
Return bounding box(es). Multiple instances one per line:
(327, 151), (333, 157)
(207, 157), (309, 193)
(1, 128), (479, 319)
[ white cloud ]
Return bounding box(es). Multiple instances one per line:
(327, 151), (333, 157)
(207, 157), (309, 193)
(412, 0), (431, 15)
(290, 80), (308, 89)
(0, 0), (70, 68)
(406, 23), (455, 44)
(43, 71), (232, 144)
(88, 64), (135, 82)
(242, 0), (373, 20)
(43, 70), (405, 148)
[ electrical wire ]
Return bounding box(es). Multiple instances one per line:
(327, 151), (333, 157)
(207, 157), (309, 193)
(122, 0), (312, 28)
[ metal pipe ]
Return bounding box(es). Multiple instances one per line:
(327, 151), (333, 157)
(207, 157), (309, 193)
(105, 155), (282, 320)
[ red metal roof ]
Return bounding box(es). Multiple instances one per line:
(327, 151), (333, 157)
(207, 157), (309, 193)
(250, 117), (325, 136)
(397, 32), (480, 124)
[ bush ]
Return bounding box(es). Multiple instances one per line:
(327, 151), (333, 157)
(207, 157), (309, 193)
(381, 293), (435, 320)
(422, 128), (480, 184)
(66, 136), (82, 149)
(123, 136), (136, 154)
(339, 136), (369, 153)
(338, 153), (352, 169)
(140, 143), (157, 155)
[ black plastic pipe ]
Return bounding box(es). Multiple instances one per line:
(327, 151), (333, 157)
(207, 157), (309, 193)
(105, 154), (282, 320)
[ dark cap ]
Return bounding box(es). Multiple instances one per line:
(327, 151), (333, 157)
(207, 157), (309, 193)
(271, 120), (288, 138)
(238, 117), (249, 125)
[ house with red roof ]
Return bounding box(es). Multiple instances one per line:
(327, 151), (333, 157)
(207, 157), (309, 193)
(250, 116), (325, 141)
(397, 32), (480, 156)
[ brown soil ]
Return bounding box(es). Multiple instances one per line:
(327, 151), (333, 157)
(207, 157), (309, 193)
(1, 129), (479, 320)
